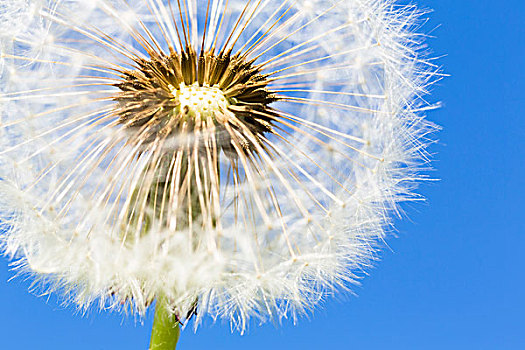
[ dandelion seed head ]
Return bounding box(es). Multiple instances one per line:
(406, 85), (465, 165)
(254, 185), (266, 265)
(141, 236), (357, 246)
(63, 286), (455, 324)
(0, 0), (439, 332)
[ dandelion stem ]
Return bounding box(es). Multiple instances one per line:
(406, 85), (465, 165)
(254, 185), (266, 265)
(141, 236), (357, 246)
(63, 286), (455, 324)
(149, 298), (181, 350)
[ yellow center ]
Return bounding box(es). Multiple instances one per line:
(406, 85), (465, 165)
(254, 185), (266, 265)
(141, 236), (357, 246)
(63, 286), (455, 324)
(170, 82), (229, 118)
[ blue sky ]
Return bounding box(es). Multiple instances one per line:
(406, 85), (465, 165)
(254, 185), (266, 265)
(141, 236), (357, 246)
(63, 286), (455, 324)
(1, 0), (523, 349)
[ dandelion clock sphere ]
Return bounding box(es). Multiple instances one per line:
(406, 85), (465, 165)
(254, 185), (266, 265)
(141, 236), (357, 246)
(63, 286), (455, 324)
(0, 0), (438, 348)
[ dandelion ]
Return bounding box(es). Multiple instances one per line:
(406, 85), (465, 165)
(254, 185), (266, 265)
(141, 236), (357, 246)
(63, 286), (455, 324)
(0, 0), (438, 348)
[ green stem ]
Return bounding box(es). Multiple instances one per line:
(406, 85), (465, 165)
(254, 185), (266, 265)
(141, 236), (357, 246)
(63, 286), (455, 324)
(149, 298), (181, 350)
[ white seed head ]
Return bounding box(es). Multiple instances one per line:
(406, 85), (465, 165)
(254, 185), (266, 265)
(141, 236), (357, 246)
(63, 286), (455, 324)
(0, 0), (439, 332)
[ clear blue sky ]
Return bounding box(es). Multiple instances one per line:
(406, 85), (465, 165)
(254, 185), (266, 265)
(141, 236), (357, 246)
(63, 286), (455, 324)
(1, 0), (523, 348)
